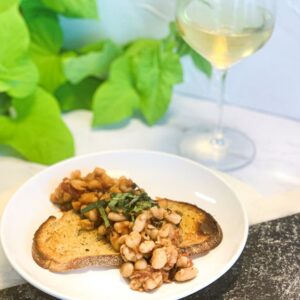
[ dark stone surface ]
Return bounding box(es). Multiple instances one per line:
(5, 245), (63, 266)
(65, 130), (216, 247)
(184, 213), (300, 300)
(0, 214), (299, 300)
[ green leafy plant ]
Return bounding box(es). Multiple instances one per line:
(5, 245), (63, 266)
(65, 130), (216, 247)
(0, 0), (211, 165)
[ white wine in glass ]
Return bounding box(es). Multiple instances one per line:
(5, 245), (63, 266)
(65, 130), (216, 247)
(176, 0), (276, 170)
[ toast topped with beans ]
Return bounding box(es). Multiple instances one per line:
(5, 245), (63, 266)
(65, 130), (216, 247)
(32, 168), (222, 292)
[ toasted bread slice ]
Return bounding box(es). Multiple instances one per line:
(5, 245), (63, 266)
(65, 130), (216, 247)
(32, 211), (122, 272)
(32, 199), (222, 272)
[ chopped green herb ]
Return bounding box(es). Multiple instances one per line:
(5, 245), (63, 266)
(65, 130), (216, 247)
(79, 190), (156, 226)
(98, 206), (110, 228)
(80, 200), (105, 215)
(107, 191), (156, 219)
(80, 200), (110, 226)
(132, 200), (154, 214)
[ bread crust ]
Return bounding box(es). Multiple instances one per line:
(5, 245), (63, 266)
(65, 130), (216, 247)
(32, 216), (56, 270)
(32, 199), (222, 272)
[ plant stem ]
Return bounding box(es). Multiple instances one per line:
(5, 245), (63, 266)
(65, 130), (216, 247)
(211, 67), (227, 148)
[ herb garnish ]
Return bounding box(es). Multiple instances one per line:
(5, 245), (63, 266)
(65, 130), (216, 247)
(80, 191), (157, 225)
(98, 206), (110, 228)
(80, 200), (110, 227)
(108, 192), (157, 220)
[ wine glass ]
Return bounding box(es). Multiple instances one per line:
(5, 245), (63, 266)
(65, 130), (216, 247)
(176, 0), (276, 171)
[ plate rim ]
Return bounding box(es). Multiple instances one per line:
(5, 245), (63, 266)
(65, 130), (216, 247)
(1, 149), (249, 300)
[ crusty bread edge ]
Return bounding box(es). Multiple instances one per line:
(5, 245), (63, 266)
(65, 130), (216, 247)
(158, 198), (223, 256)
(32, 216), (122, 272)
(32, 216), (56, 270)
(182, 221), (223, 256)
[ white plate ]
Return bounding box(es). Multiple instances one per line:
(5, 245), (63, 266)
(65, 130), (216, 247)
(1, 150), (248, 300)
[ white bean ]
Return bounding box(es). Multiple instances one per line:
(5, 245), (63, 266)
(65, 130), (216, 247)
(108, 212), (127, 222)
(174, 267), (198, 282)
(120, 245), (137, 262)
(70, 179), (86, 191)
(110, 231), (120, 251)
(125, 231), (141, 249)
(147, 224), (155, 229)
(117, 234), (128, 245)
(132, 213), (147, 232)
(164, 211), (181, 225)
(151, 247), (167, 269)
(84, 208), (98, 222)
(149, 228), (159, 240)
(120, 262), (134, 278)
(139, 240), (155, 254)
(130, 279), (142, 291)
(143, 272), (163, 291)
(114, 221), (131, 234)
(134, 259), (148, 270)
(159, 223), (174, 238)
(152, 272), (163, 286)
(143, 278), (157, 291)
(97, 224), (107, 236)
(79, 219), (94, 230)
(166, 245), (178, 269)
(176, 255), (192, 268)
(150, 206), (166, 220)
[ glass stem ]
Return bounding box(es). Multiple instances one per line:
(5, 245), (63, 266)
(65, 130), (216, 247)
(211, 67), (228, 147)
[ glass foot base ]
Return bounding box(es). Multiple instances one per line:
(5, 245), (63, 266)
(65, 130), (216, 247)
(179, 127), (256, 171)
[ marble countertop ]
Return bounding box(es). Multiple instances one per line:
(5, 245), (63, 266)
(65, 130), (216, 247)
(1, 213), (298, 300)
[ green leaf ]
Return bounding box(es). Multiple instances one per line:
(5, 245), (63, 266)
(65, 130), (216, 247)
(93, 38), (183, 126)
(41, 0), (98, 19)
(0, 0), (18, 13)
(190, 50), (212, 77)
(30, 46), (65, 92)
(92, 57), (139, 126)
(79, 41), (108, 54)
(0, 4), (38, 97)
(63, 40), (122, 84)
(55, 77), (100, 112)
(0, 5), (29, 66)
(0, 57), (39, 98)
(21, 0), (65, 93)
(128, 39), (183, 125)
(0, 88), (74, 165)
(21, 0), (63, 53)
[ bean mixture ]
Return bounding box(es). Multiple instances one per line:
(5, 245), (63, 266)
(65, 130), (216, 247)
(50, 167), (197, 292)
